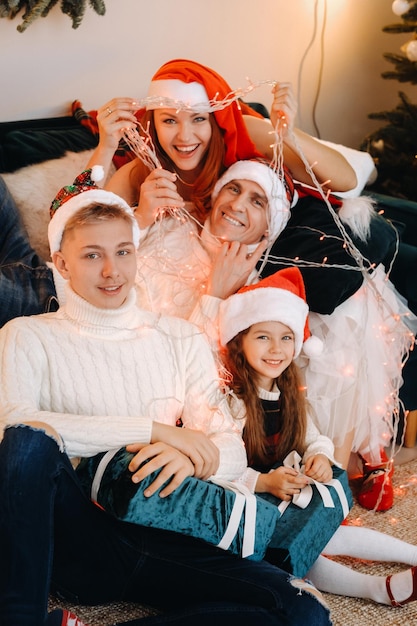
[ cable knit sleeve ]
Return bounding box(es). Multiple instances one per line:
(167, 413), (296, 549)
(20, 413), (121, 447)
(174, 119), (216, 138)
(0, 320), (152, 457)
(303, 411), (340, 467)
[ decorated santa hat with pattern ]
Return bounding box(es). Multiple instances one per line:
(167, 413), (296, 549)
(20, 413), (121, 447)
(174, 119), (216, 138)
(218, 267), (323, 358)
(48, 166), (140, 254)
(144, 58), (263, 167)
(211, 159), (297, 244)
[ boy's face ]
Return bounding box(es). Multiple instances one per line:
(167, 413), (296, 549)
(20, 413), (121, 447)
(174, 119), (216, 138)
(53, 218), (137, 309)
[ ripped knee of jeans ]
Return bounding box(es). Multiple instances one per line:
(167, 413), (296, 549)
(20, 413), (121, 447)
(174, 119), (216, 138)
(290, 577), (329, 611)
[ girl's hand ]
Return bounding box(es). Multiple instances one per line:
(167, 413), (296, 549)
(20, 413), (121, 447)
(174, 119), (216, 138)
(270, 82), (297, 137)
(255, 466), (308, 501)
(96, 97), (139, 153)
(135, 168), (185, 228)
(206, 239), (268, 299)
(127, 442), (195, 498)
(304, 454), (333, 483)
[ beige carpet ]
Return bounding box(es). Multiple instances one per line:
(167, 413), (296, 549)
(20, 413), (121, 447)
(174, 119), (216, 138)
(49, 457), (417, 625)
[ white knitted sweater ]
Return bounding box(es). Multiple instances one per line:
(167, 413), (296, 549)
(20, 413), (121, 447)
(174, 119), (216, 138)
(0, 286), (246, 480)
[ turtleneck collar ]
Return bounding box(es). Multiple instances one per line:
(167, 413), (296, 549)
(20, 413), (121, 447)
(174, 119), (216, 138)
(258, 383), (280, 401)
(62, 283), (141, 335)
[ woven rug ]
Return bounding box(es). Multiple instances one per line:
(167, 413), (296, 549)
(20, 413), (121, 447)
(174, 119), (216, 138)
(49, 457), (417, 625)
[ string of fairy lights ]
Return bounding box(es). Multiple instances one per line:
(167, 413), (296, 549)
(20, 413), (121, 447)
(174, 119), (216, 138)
(123, 79), (416, 467)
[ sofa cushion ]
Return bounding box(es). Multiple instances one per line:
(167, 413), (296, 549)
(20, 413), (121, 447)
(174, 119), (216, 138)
(1, 150), (102, 261)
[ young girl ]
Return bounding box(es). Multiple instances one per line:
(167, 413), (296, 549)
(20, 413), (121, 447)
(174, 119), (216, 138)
(217, 266), (417, 607)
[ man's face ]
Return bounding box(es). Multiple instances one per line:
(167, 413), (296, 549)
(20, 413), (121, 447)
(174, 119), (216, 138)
(53, 218), (137, 309)
(208, 179), (268, 244)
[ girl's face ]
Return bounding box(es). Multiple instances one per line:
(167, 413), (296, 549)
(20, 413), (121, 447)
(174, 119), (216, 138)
(241, 321), (295, 390)
(153, 109), (212, 174)
(208, 179), (269, 244)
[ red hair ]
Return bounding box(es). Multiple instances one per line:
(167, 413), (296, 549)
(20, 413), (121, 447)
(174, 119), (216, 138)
(143, 58), (263, 167)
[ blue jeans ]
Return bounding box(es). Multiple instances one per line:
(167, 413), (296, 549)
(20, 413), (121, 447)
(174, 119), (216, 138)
(0, 426), (331, 626)
(0, 177), (58, 327)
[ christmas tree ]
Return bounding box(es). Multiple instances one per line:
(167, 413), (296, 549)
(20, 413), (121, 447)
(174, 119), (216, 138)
(361, 0), (417, 200)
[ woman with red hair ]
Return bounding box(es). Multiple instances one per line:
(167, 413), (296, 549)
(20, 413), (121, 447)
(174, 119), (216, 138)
(87, 58), (369, 224)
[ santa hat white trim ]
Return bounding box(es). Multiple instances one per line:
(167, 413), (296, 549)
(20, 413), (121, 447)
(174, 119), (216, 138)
(48, 169), (140, 254)
(211, 160), (292, 244)
(146, 79), (210, 110)
(218, 267), (323, 358)
(219, 288), (308, 358)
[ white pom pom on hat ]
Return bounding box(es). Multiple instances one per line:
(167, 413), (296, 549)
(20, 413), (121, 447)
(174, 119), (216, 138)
(218, 266), (323, 359)
(211, 160), (297, 244)
(48, 168), (141, 254)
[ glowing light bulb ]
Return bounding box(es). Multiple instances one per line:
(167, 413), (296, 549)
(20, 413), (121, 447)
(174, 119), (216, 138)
(392, 0), (410, 16)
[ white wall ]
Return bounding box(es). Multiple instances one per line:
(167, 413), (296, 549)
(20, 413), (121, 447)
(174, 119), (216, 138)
(1, 0), (416, 148)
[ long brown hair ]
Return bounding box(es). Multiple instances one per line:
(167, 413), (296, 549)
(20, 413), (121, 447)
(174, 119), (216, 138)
(224, 330), (307, 467)
(130, 110), (226, 222)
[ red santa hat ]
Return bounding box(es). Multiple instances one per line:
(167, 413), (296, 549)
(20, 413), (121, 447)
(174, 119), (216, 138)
(144, 58), (264, 167)
(211, 160), (297, 244)
(48, 166), (140, 254)
(218, 267), (323, 358)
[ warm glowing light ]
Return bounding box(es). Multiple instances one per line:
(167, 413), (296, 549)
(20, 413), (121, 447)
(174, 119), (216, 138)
(341, 365), (355, 377)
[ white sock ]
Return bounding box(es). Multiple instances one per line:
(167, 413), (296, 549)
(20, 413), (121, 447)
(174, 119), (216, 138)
(387, 568), (415, 605)
(307, 555), (415, 605)
(322, 525), (417, 565)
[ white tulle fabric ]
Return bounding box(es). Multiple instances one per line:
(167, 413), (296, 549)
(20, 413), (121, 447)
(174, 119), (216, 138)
(299, 264), (417, 463)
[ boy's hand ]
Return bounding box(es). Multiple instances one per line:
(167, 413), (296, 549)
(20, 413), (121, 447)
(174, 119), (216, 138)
(304, 454), (333, 483)
(132, 422), (220, 479)
(127, 442), (194, 498)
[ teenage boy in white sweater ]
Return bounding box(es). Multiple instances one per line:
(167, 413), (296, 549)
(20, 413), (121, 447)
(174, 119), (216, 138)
(0, 168), (330, 626)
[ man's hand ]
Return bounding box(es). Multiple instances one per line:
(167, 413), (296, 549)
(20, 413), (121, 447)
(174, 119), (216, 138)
(126, 442), (194, 498)
(206, 239), (268, 299)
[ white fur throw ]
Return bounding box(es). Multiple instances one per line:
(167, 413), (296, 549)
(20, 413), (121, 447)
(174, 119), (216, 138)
(2, 150), (115, 262)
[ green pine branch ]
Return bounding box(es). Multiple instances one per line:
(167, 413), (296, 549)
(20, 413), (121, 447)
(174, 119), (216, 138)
(0, 0), (106, 31)
(383, 22), (417, 34)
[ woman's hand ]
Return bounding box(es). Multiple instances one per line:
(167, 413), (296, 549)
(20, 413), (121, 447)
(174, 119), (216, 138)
(206, 239), (268, 299)
(86, 97), (140, 181)
(255, 466), (309, 501)
(270, 82), (297, 137)
(135, 168), (185, 228)
(126, 442), (195, 498)
(304, 454), (333, 483)
(96, 97), (139, 153)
